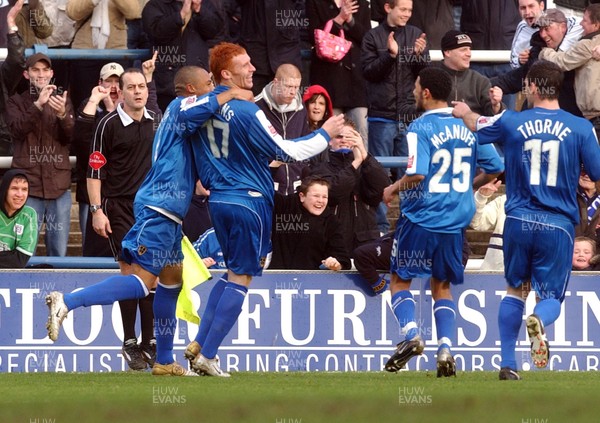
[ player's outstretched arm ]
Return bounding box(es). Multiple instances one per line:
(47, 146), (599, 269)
(382, 174), (425, 205)
(320, 114), (345, 140)
(452, 101), (480, 132)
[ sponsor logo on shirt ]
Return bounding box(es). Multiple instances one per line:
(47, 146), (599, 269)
(407, 155), (415, 169)
(89, 151), (107, 170)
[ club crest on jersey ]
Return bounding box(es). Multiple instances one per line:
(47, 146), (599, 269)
(14, 224), (24, 236)
(89, 151), (107, 170)
(138, 245), (147, 255)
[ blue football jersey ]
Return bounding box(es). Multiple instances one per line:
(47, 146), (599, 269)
(402, 107), (504, 233)
(190, 85), (331, 205)
(134, 94), (220, 220)
(476, 108), (600, 224)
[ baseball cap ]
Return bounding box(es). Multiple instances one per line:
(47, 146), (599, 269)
(535, 9), (567, 28)
(441, 30), (472, 52)
(99, 62), (125, 80)
(25, 53), (52, 69)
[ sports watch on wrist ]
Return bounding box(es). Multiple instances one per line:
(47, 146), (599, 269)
(90, 204), (102, 213)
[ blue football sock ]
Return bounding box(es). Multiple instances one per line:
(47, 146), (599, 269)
(433, 299), (456, 351)
(201, 282), (247, 359)
(498, 295), (525, 370)
(533, 298), (561, 328)
(64, 274), (148, 310)
(195, 275), (228, 347)
(153, 282), (182, 365)
(391, 290), (418, 340)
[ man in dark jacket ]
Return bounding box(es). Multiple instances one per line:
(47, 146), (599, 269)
(5, 53), (74, 257)
(142, 0), (223, 111)
(0, 0), (25, 157)
(255, 63), (311, 195)
(306, 118), (389, 255)
(361, 0), (429, 232)
(0, 169), (38, 268)
(236, 0), (303, 95)
(438, 30), (504, 115)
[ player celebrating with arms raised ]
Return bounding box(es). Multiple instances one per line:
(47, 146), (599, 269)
(453, 60), (600, 380)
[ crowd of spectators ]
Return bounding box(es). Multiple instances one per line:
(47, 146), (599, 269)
(2, 0), (600, 279)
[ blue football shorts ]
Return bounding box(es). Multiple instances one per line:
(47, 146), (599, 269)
(503, 214), (574, 302)
(121, 206), (183, 276)
(391, 215), (464, 284)
(209, 191), (272, 277)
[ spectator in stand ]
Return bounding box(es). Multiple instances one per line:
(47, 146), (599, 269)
(572, 236), (600, 270)
(67, 0), (139, 111)
(539, 3), (600, 138)
(86, 62), (160, 371)
(14, 0), (53, 47)
(438, 30), (504, 116)
(460, 0), (521, 110)
(576, 168), (600, 243)
(469, 178), (507, 271)
(408, 0), (459, 49)
(6, 53), (74, 257)
(0, 169), (38, 268)
(0, 0), (25, 158)
(126, 0), (151, 68)
(74, 62), (124, 254)
(361, 0), (429, 233)
(270, 176), (351, 271)
(256, 64), (311, 196)
(142, 0), (223, 111)
(307, 0), (371, 143)
(352, 232), (393, 295)
(236, 0), (303, 95)
(35, 0), (78, 89)
(511, 1), (582, 70)
(492, 8), (584, 117)
(305, 118), (389, 255)
(224, 0), (241, 43)
(303, 84), (334, 132)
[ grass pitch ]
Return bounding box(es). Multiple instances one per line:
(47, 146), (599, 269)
(1, 371), (597, 423)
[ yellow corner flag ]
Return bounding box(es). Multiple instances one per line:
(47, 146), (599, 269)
(176, 235), (212, 324)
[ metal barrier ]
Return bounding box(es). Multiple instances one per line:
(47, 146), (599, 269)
(0, 46), (511, 63)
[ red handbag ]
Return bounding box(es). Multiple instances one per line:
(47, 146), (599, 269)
(314, 20), (352, 63)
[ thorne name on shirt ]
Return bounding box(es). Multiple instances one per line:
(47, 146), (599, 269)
(516, 119), (572, 141)
(431, 123), (476, 149)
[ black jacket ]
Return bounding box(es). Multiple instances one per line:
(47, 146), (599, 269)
(270, 193), (351, 270)
(236, 0), (302, 76)
(0, 32), (25, 155)
(142, 0), (223, 99)
(361, 21), (429, 122)
(306, 150), (389, 254)
(460, 0), (521, 50)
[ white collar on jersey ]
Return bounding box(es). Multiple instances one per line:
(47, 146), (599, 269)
(116, 102), (153, 126)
